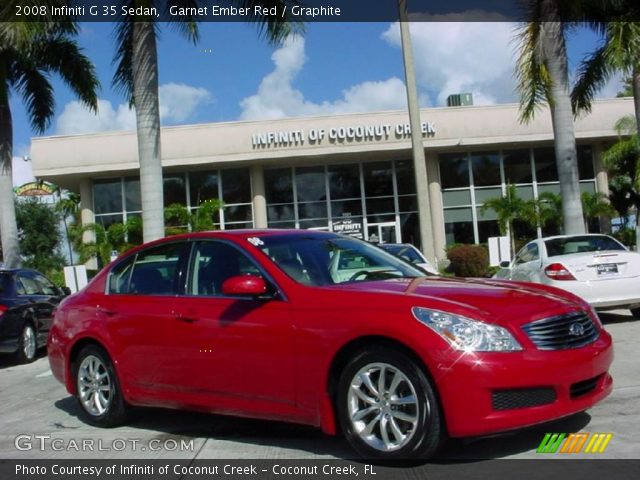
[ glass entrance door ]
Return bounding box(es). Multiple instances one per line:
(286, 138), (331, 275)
(366, 222), (400, 244)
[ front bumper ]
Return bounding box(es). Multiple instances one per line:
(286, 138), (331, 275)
(429, 330), (613, 438)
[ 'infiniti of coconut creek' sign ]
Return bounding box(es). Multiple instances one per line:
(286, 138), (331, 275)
(251, 121), (436, 148)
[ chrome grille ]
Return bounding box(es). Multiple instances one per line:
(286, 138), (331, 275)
(522, 311), (599, 350)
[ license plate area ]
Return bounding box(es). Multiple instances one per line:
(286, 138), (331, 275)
(596, 263), (618, 275)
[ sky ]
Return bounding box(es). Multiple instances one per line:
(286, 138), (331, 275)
(10, 20), (623, 186)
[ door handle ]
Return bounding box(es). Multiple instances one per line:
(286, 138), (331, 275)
(172, 311), (197, 323)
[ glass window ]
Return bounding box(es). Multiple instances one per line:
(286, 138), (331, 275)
(108, 255), (135, 294)
(442, 190), (471, 207)
(265, 168), (293, 204)
(17, 275), (41, 295)
(267, 204), (295, 222)
(93, 179), (122, 214)
(164, 174), (186, 206)
(477, 220), (500, 244)
(515, 243), (540, 264)
(224, 204), (253, 223)
(515, 185), (534, 200)
(95, 214), (124, 229)
(503, 149), (532, 184)
(298, 202), (327, 220)
(534, 147), (558, 183)
(578, 146), (594, 179)
(222, 168), (251, 204)
(444, 207), (474, 245)
(188, 241), (262, 296)
(331, 199), (362, 217)
(32, 273), (57, 296)
(395, 160), (416, 195)
(474, 187), (503, 205)
(544, 235), (625, 257)
(366, 197), (395, 216)
(329, 164), (361, 200)
(295, 166), (326, 203)
(400, 213), (420, 246)
(189, 171), (219, 207)
(129, 242), (187, 295)
(471, 152), (500, 186)
(439, 153), (470, 189)
(398, 195), (417, 212)
(124, 177), (141, 211)
(364, 162), (393, 197)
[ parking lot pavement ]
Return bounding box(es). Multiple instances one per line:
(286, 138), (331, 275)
(0, 311), (637, 461)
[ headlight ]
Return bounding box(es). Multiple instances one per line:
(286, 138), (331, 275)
(412, 307), (522, 352)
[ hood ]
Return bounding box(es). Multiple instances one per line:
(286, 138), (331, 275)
(336, 276), (584, 327)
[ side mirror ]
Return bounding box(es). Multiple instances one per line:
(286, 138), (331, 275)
(222, 275), (267, 297)
(60, 286), (72, 297)
(499, 261), (511, 269)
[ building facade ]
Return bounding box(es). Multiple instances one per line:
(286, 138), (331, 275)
(31, 98), (633, 266)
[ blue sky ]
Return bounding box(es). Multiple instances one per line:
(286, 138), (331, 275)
(10, 21), (619, 185)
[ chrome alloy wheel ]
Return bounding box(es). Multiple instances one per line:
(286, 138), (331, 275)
(77, 355), (112, 416)
(22, 325), (36, 361)
(347, 362), (422, 452)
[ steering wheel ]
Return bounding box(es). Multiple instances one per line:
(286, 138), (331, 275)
(349, 270), (371, 281)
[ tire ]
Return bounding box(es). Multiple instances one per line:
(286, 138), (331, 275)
(631, 308), (640, 319)
(15, 323), (37, 364)
(337, 348), (445, 460)
(73, 345), (128, 427)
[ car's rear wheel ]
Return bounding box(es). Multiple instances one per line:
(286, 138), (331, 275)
(337, 348), (444, 459)
(74, 345), (128, 427)
(631, 308), (640, 319)
(15, 323), (37, 364)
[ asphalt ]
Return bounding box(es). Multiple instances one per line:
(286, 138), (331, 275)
(0, 310), (637, 461)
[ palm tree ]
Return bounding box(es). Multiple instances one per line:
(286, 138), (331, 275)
(113, 1), (300, 243)
(480, 184), (525, 257)
(54, 190), (81, 264)
(581, 191), (616, 232)
(516, 0), (586, 236)
(0, 21), (98, 268)
(572, 21), (640, 139)
(521, 191), (563, 234)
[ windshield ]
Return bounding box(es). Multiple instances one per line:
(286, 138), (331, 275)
(253, 234), (425, 286)
(544, 235), (626, 257)
(382, 245), (423, 264)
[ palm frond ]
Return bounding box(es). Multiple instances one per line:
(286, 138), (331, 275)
(571, 44), (611, 115)
(31, 35), (99, 112)
(238, 0), (304, 45)
(614, 115), (637, 136)
(112, 11), (136, 105)
(11, 57), (54, 133)
(515, 21), (551, 123)
(163, 0), (201, 43)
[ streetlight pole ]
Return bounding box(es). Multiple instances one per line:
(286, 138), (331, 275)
(398, 0), (435, 263)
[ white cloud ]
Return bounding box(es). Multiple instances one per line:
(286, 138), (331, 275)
(55, 83), (212, 135)
(381, 15), (518, 106)
(239, 36), (410, 120)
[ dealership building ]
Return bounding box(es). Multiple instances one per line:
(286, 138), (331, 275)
(31, 98), (633, 266)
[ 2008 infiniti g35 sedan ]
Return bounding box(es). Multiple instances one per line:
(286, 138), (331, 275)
(48, 230), (613, 459)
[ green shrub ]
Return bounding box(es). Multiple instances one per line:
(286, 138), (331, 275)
(446, 244), (490, 277)
(613, 227), (636, 248)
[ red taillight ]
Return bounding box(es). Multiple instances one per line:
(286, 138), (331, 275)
(544, 263), (576, 281)
(0, 305), (7, 316)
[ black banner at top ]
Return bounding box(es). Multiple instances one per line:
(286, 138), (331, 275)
(3, 0), (640, 23)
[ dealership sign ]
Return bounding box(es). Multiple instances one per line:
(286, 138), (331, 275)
(14, 181), (57, 197)
(252, 121), (436, 148)
(331, 219), (363, 239)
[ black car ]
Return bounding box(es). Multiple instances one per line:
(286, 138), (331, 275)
(0, 269), (68, 363)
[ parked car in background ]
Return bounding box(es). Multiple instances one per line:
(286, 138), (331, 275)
(49, 230), (613, 460)
(497, 234), (640, 318)
(0, 269), (68, 363)
(378, 243), (439, 275)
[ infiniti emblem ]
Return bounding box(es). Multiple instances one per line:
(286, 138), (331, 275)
(569, 323), (585, 336)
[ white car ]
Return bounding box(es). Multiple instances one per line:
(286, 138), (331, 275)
(497, 234), (640, 317)
(378, 243), (439, 275)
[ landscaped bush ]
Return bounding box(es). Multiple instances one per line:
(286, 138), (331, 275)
(446, 244), (490, 277)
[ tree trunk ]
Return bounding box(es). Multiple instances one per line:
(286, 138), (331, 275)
(132, 22), (164, 243)
(0, 83), (21, 268)
(540, 15), (585, 235)
(633, 68), (640, 251)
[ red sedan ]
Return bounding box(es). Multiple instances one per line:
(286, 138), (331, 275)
(48, 230), (613, 459)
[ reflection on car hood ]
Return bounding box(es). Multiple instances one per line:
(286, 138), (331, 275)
(336, 276), (583, 326)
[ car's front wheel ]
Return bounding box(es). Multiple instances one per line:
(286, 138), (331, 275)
(337, 348), (444, 459)
(74, 345), (128, 427)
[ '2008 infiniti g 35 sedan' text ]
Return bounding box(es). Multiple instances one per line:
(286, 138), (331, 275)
(48, 230), (613, 459)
